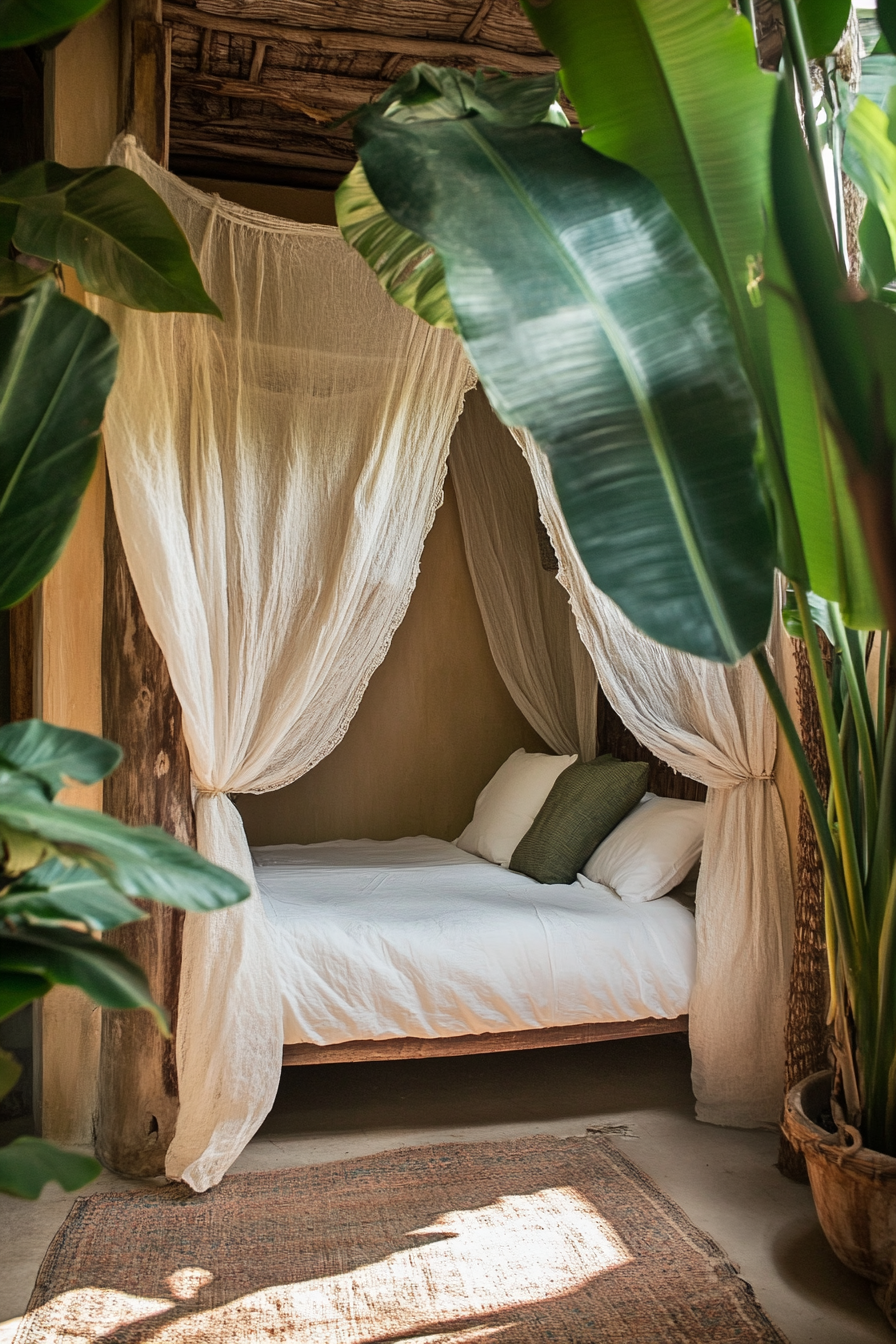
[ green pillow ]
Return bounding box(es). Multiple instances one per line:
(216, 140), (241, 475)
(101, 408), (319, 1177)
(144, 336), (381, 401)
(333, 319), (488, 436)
(510, 755), (649, 885)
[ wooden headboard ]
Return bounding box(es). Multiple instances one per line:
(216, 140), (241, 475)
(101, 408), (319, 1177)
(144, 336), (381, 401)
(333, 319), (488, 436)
(598, 692), (707, 802)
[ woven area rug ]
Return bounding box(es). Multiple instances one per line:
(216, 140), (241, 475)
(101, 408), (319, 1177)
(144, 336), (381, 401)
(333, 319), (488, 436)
(16, 1135), (789, 1343)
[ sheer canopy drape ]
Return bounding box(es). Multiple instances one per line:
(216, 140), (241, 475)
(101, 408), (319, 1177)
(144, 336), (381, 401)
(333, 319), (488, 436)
(450, 388), (598, 760)
(98, 138), (474, 1190)
(512, 426), (794, 1126)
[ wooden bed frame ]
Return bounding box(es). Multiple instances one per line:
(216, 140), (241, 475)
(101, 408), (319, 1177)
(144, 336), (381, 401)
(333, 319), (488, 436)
(282, 1014), (688, 1066)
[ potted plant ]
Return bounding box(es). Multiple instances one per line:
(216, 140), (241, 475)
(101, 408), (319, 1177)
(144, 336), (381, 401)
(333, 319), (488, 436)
(331, 0), (896, 1321)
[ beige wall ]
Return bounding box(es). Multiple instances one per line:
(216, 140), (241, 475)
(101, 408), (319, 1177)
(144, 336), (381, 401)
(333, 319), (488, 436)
(36, 3), (121, 1145)
(236, 471), (547, 847)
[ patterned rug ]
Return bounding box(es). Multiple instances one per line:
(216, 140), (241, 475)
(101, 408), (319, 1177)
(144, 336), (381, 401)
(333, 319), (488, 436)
(15, 1135), (788, 1343)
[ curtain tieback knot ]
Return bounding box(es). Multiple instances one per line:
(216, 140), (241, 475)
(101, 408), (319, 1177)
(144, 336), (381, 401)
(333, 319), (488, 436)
(195, 785), (227, 798)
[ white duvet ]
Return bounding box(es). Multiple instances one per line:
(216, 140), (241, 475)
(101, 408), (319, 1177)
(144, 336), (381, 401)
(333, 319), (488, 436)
(253, 835), (696, 1046)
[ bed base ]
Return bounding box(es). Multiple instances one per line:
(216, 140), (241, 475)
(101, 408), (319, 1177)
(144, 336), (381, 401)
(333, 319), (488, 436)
(281, 1015), (688, 1066)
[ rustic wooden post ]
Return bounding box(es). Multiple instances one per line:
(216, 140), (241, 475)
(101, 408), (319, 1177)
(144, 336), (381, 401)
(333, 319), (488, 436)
(94, 6), (190, 1177)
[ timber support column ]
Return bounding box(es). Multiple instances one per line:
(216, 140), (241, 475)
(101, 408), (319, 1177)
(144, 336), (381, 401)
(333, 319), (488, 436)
(94, 0), (190, 1178)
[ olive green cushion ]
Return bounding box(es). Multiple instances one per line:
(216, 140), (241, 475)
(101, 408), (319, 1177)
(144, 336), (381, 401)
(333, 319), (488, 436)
(510, 755), (649, 885)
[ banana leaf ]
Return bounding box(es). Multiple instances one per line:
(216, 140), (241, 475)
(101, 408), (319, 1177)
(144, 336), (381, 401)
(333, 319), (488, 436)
(355, 110), (774, 662)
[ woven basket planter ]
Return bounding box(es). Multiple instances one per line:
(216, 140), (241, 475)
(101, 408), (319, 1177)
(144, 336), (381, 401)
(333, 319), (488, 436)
(783, 1070), (896, 1328)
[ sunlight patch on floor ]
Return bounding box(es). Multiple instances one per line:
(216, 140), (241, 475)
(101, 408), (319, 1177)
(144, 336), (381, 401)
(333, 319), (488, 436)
(17, 1186), (631, 1343)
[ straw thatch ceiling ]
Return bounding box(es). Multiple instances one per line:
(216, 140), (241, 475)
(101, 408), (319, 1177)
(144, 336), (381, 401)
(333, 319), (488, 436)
(166, 0), (559, 188)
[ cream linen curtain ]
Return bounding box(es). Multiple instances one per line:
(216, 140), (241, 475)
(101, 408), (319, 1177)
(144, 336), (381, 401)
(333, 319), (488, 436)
(450, 389), (598, 760)
(514, 428), (794, 1127)
(98, 139), (474, 1190)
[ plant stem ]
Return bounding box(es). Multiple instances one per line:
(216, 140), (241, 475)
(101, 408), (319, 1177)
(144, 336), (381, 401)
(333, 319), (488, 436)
(750, 644), (845, 909)
(878, 630), (890, 757)
(831, 605), (879, 860)
(793, 583), (868, 947)
(779, 0), (829, 200)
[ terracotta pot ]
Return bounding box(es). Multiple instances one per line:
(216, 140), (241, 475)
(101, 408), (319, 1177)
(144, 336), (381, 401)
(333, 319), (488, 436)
(783, 1070), (896, 1327)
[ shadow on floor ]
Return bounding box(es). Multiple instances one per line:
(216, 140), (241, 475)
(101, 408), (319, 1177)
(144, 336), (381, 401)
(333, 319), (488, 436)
(259, 1032), (695, 1136)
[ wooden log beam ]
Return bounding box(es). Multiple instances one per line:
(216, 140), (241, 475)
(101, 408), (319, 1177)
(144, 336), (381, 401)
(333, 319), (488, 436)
(171, 134), (354, 173)
(282, 1017), (689, 1066)
(187, 73), (333, 120)
(95, 496), (195, 1178)
(95, 7), (192, 1179)
(163, 2), (558, 73)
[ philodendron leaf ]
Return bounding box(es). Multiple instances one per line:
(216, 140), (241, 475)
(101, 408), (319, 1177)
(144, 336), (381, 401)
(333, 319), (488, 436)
(0, 1136), (100, 1199)
(0, 0), (109, 48)
(0, 783), (250, 910)
(1, 859), (144, 930)
(0, 281), (117, 608)
(0, 161), (221, 315)
(0, 925), (167, 1028)
(0, 719), (122, 799)
(336, 162), (456, 330)
(354, 108), (774, 662)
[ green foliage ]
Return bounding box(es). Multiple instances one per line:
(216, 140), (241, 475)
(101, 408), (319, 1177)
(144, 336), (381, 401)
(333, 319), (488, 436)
(335, 163), (456, 331)
(0, 281), (117, 608)
(0, 0), (109, 49)
(0, 1136), (100, 1198)
(0, 722), (251, 1173)
(0, 162), (221, 315)
(0, 925), (167, 1028)
(797, 0), (852, 57)
(344, 70), (775, 664)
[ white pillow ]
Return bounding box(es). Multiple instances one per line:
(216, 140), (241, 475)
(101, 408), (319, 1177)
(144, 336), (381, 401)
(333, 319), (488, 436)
(455, 747), (577, 867)
(582, 793), (705, 903)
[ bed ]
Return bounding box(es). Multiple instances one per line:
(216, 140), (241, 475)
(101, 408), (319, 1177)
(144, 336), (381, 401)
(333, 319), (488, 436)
(253, 835), (696, 1067)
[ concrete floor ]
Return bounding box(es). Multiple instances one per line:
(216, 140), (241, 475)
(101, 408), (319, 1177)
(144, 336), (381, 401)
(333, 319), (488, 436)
(0, 1033), (891, 1343)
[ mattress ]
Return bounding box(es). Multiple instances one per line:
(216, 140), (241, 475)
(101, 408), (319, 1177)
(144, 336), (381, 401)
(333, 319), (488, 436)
(253, 835), (697, 1047)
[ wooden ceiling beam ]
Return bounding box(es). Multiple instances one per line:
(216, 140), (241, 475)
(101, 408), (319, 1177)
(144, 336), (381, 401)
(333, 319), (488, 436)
(163, 2), (557, 73)
(172, 133), (354, 173)
(186, 72), (334, 119)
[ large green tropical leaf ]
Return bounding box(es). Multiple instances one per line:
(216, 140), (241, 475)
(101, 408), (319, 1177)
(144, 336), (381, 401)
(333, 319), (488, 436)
(0, 970), (50, 1020)
(522, 0), (778, 421)
(774, 83), (896, 471)
(798, 0), (852, 58)
(763, 217), (884, 628)
(0, 924), (166, 1027)
(0, 162), (221, 315)
(0, 281), (117, 608)
(355, 109), (774, 662)
(0, 0), (109, 48)
(1, 860), (144, 930)
(0, 782), (250, 909)
(0, 720), (122, 799)
(845, 96), (896, 268)
(336, 162), (456, 330)
(335, 67), (567, 331)
(0, 1136), (100, 1199)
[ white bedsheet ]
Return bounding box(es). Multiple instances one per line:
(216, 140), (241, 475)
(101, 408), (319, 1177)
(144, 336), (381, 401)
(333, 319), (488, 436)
(253, 835), (696, 1046)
